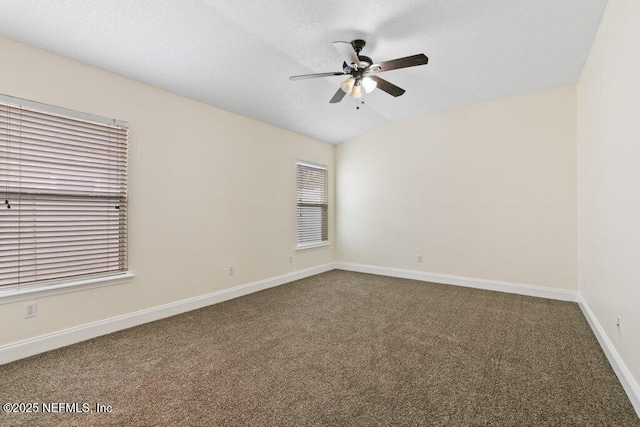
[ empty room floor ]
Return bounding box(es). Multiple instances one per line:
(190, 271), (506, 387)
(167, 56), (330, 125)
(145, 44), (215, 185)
(1, 270), (638, 426)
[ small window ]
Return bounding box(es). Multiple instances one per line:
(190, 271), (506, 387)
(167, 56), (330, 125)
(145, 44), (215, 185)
(296, 161), (328, 248)
(0, 95), (128, 289)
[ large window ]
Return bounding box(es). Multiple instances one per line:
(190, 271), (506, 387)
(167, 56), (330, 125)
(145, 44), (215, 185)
(296, 161), (328, 248)
(0, 95), (128, 290)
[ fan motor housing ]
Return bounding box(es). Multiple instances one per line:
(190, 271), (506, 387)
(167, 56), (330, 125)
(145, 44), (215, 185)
(357, 55), (372, 68)
(343, 55), (372, 74)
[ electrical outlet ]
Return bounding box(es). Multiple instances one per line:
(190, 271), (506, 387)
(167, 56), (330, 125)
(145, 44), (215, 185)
(24, 302), (37, 319)
(417, 254), (423, 263)
(616, 316), (621, 334)
(228, 266), (234, 276)
(289, 256), (293, 264)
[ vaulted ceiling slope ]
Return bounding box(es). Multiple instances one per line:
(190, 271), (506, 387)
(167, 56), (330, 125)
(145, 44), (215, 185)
(0, 0), (607, 144)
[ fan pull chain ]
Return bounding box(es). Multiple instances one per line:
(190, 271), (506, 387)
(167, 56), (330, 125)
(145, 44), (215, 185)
(114, 120), (120, 211)
(5, 104), (10, 209)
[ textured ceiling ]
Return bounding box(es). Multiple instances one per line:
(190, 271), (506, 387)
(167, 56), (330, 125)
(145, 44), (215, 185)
(0, 0), (608, 144)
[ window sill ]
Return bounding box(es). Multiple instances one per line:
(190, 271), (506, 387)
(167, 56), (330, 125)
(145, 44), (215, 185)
(0, 272), (135, 305)
(296, 241), (330, 251)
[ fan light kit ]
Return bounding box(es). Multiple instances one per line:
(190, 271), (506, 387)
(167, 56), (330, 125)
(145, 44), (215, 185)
(340, 76), (377, 98)
(290, 39), (429, 107)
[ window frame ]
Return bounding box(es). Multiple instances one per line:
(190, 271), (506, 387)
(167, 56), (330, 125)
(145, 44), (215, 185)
(0, 94), (133, 304)
(296, 160), (329, 251)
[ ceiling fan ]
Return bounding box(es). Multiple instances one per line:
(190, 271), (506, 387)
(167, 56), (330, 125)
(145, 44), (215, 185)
(289, 39), (429, 104)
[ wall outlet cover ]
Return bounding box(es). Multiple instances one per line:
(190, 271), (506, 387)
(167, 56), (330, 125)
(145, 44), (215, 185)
(24, 302), (37, 318)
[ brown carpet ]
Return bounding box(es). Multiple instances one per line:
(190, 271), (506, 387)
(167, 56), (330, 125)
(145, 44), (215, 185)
(1, 270), (638, 426)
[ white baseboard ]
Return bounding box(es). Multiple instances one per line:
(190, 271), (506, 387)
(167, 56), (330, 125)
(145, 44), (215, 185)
(0, 262), (576, 367)
(0, 263), (335, 366)
(6, 260), (638, 419)
(578, 295), (640, 417)
(335, 262), (578, 302)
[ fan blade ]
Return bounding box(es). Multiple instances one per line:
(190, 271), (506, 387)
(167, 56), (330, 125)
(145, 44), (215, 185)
(333, 41), (361, 69)
(369, 76), (405, 97)
(290, 72), (345, 81)
(329, 88), (347, 103)
(366, 54), (428, 74)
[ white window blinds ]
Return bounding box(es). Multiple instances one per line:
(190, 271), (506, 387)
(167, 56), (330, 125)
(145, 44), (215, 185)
(297, 161), (328, 246)
(0, 96), (128, 288)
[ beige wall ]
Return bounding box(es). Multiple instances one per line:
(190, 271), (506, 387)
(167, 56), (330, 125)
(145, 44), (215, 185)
(0, 37), (335, 345)
(337, 87), (577, 290)
(577, 0), (640, 391)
